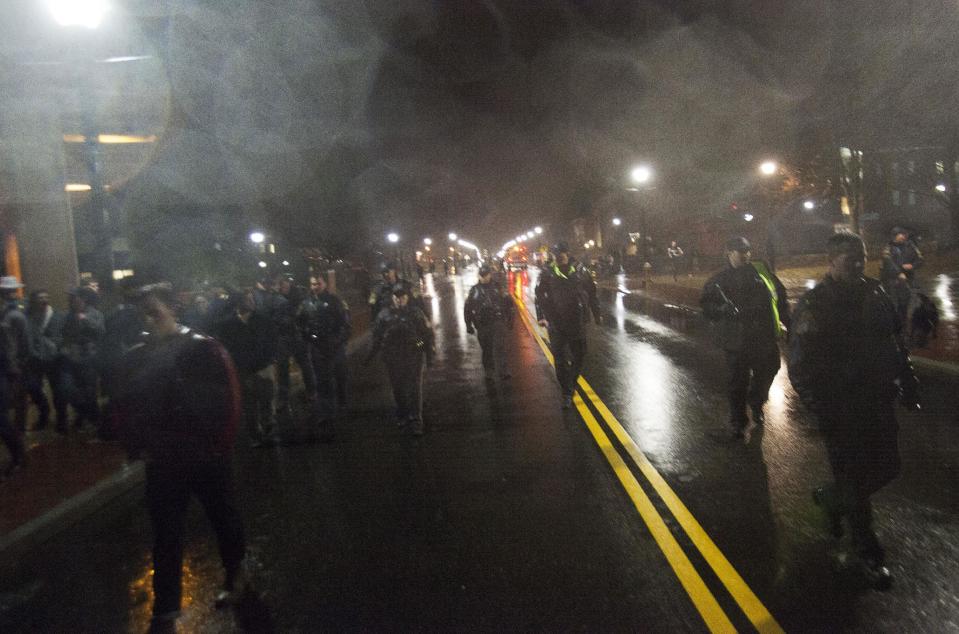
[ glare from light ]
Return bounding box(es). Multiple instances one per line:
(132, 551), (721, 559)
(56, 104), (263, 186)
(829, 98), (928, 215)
(282, 260), (290, 266)
(744, 213), (754, 222)
(48, 0), (108, 28)
(449, 247), (455, 252)
(588, 239), (596, 246)
(803, 200), (815, 210)
(630, 165), (653, 185)
(612, 217), (622, 226)
(805, 279), (816, 290)
(936, 184), (947, 192)
(534, 226), (543, 234)
(424, 246), (431, 252)
(415, 251), (422, 258)
(101, 55), (152, 64)
(448, 233), (458, 241)
(249, 232), (265, 244)
(65, 183), (92, 192)
(936, 275), (955, 320)
(423, 237), (432, 245)
(387, 232), (399, 243)
(759, 161), (777, 176)
(526, 231), (535, 239)
(584, 242), (591, 249)
(258, 261), (268, 268)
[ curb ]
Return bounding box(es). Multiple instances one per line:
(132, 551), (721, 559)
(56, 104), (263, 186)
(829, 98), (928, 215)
(0, 461), (145, 578)
(600, 282), (959, 377)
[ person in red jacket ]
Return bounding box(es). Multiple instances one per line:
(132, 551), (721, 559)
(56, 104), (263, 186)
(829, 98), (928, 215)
(114, 283), (250, 632)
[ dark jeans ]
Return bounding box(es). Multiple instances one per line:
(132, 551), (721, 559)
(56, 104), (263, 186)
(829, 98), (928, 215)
(240, 371), (274, 443)
(146, 457), (246, 616)
(477, 321), (509, 376)
(275, 337), (315, 406)
(818, 402), (901, 562)
(725, 342), (781, 427)
(385, 354), (425, 421)
(59, 357), (99, 426)
(23, 358), (66, 427)
(549, 329), (587, 397)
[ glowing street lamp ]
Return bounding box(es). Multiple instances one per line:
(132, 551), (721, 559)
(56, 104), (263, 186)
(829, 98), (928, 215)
(936, 184), (947, 193)
(423, 237), (433, 245)
(759, 160), (778, 176)
(448, 232), (458, 241)
(803, 200), (816, 210)
(630, 164), (653, 185)
(387, 232), (399, 244)
(249, 231), (265, 244)
(258, 261), (268, 268)
(612, 217), (622, 226)
(48, 0), (109, 29)
(534, 226), (543, 234)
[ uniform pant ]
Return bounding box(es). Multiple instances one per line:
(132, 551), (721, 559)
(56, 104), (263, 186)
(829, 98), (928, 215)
(146, 457), (246, 617)
(240, 370), (274, 443)
(311, 350), (338, 425)
(725, 342), (781, 428)
(59, 357), (100, 427)
(274, 337), (316, 407)
(819, 402), (900, 563)
(385, 354), (425, 421)
(549, 330), (587, 397)
(477, 321), (509, 377)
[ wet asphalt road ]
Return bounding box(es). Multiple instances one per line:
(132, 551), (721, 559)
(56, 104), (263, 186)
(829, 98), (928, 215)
(2, 267), (958, 633)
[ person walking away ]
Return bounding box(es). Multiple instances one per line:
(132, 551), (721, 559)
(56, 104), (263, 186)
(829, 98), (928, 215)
(667, 241), (685, 282)
(366, 284), (434, 436)
(1, 277), (30, 431)
(700, 237), (789, 439)
(24, 290), (67, 432)
(272, 274), (316, 429)
(215, 289), (277, 448)
(465, 265), (514, 381)
(534, 242), (603, 410)
(114, 283), (250, 632)
(60, 286), (105, 431)
(879, 227), (922, 324)
(299, 274), (351, 442)
(788, 232), (919, 590)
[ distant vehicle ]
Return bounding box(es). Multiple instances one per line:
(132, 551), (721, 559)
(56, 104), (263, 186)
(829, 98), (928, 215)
(505, 245), (529, 270)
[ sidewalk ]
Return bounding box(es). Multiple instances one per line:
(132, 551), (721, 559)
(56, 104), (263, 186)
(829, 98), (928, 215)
(0, 305), (375, 576)
(600, 257), (959, 373)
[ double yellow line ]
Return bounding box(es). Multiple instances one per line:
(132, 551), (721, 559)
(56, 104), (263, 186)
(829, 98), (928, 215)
(515, 296), (783, 634)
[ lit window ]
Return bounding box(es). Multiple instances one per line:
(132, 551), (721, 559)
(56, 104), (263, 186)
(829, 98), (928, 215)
(892, 190), (901, 206)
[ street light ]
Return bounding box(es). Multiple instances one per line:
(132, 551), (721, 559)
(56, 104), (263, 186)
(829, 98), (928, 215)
(612, 217), (622, 226)
(423, 237), (432, 245)
(387, 232), (399, 244)
(534, 226), (543, 234)
(759, 160), (778, 176)
(448, 232), (458, 241)
(936, 184), (947, 193)
(630, 165), (652, 186)
(258, 261), (267, 269)
(48, 0), (109, 29)
(803, 200), (816, 210)
(249, 231), (265, 244)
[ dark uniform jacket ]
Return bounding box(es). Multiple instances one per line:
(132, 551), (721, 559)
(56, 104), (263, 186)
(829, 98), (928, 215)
(26, 307), (65, 364)
(370, 305), (434, 365)
(115, 326), (241, 461)
(534, 261), (601, 337)
(701, 261), (789, 352)
(788, 275), (915, 414)
(215, 311), (277, 376)
(61, 307), (106, 363)
(464, 282), (514, 330)
(880, 240), (923, 284)
(300, 290), (351, 357)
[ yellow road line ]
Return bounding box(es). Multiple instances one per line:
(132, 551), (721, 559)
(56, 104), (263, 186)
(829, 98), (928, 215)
(577, 378), (784, 634)
(515, 303), (735, 633)
(516, 293), (784, 633)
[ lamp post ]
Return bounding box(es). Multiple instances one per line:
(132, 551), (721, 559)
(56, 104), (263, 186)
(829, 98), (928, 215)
(628, 164), (654, 286)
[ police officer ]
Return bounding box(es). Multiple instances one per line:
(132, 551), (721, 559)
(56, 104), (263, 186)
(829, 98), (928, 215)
(465, 264), (514, 381)
(299, 274), (351, 442)
(273, 274), (317, 415)
(700, 237), (789, 438)
(535, 242), (602, 410)
(788, 232), (919, 590)
(880, 227), (923, 322)
(368, 261), (425, 322)
(367, 284), (434, 435)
